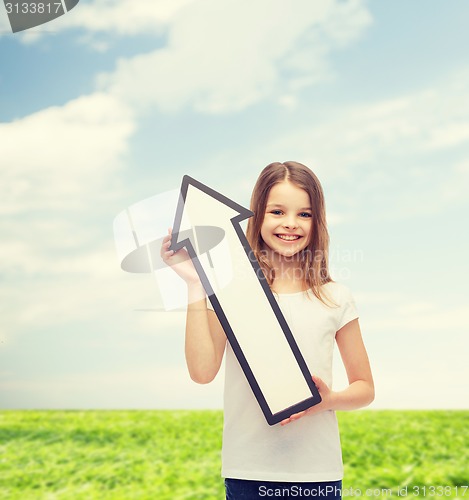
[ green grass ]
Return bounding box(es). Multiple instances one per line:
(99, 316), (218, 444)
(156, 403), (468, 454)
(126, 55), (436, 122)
(0, 410), (467, 499)
(340, 411), (468, 495)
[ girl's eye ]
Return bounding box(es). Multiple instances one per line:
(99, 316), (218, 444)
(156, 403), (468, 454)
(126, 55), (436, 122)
(299, 212), (312, 218)
(270, 210), (283, 215)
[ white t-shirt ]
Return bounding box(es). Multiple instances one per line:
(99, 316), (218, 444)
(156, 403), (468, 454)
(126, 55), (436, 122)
(212, 281), (359, 482)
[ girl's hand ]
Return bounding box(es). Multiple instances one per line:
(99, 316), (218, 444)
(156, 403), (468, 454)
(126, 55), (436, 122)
(280, 375), (335, 426)
(160, 228), (201, 285)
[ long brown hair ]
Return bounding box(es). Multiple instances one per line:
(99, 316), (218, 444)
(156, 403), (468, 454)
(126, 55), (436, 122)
(246, 161), (333, 305)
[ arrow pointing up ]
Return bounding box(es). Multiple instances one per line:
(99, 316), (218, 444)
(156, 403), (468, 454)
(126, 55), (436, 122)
(170, 175), (321, 425)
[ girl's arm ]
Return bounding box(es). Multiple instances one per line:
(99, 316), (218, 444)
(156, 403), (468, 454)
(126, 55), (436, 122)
(161, 230), (226, 384)
(327, 318), (375, 410)
(281, 318), (374, 425)
(185, 281), (227, 383)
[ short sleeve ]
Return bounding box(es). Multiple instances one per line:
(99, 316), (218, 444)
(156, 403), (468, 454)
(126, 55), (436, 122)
(336, 285), (359, 331)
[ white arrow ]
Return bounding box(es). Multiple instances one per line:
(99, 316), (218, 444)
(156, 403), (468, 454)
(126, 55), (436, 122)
(170, 176), (321, 425)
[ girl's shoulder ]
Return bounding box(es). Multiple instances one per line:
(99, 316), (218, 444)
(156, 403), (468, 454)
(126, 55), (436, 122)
(320, 281), (356, 306)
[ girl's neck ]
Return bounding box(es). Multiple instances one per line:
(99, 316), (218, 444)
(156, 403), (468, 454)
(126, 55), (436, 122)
(266, 250), (308, 294)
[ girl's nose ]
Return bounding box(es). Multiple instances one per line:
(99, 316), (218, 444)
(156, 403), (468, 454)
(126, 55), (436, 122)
(283, 218), (298, 230)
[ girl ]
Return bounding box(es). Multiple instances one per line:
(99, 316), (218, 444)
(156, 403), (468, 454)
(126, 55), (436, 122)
(161, 161), (374, 499)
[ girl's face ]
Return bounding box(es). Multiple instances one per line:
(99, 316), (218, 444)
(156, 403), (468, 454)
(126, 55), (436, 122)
(260, 180), (312, 259)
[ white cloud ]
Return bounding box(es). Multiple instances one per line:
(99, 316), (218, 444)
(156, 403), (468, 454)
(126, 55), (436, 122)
(0, 244), (171, 335)
(97, 0), (371, 114)
(0, 92), (135, 215)
(6, 0), (196, 42)
(5, 1), (372, 115)
(58, 0), (196, 36)
(0, 91), (140, 341)
(261, 70), (469, 175)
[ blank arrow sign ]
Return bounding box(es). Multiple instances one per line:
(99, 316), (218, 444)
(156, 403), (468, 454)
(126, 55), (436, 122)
(170, 175), (321, 425)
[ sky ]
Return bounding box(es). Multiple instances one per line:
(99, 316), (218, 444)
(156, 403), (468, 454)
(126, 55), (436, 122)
(1, 0), (468, 411)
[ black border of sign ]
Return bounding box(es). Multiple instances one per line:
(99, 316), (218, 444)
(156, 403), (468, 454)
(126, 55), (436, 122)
(170, 175), (321, 425)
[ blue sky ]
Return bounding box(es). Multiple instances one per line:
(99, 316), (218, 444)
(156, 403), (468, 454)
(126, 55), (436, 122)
(1, 0), (468, 410)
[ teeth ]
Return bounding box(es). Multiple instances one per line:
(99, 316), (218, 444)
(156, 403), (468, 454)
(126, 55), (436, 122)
(277, 235), (300, 241)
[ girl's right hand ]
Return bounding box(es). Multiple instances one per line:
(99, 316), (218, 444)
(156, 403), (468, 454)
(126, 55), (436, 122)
(160, 228), (201, 286)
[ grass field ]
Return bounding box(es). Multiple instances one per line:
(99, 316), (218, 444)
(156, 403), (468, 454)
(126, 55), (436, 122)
(0, 410), (467, 499)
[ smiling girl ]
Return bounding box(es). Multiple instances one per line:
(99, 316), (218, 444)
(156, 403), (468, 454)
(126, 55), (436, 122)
(161, 161), (374, 499)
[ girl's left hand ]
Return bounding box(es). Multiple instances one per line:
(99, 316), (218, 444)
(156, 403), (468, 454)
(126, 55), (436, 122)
(280, 375), (335, 426)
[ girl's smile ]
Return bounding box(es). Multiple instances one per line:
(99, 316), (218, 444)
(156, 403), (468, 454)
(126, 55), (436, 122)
(261, 180), (312, 258)
(275, 233), (301, 242)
